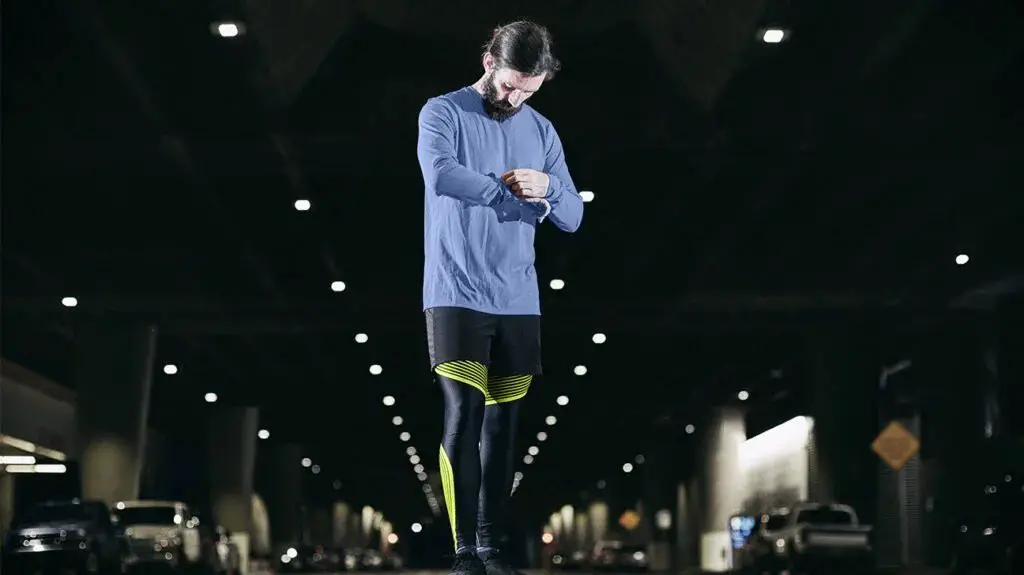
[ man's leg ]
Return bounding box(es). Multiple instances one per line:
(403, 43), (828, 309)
(476, 376), (530, 550)
(426, 307), (496, 574)
(476, 314), (540, 573)
(437, 361), (488, 554)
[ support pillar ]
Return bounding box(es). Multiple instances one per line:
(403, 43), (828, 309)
(804, 330), (878, 518)
(263, 443), (304, 549)
(698, 408), (745, 573)
(643, 430), (677, 571)
(207, 406), (258, 575)
(332, 502), (351, 548)
(587, 501), (608, 545)
(74, 322), (156, 505)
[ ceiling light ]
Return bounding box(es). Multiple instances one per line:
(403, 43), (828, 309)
(623, 462), (634, 473)
(635, 455), (646, 464)
(399, 432), (411, 442)
(556, 395), (569, 406)
(955, 254), (970, 265)
(61, 297), (78, 308)
(162, 364), (178, 375)
(592, 333), (606, 344)
(537, 431), (548, 442)
(410, 454), (420, 464)
(411, 522), (423, 533)
(333, 480), (342, 490)
(597, 480), (606, 489)
(579, 190), (595, 203)
(369, 364), (383, 375)
(524, 455), (534, 465)
(382, 395), (396, 407)
(212, 22), (243, 38)
(527, 446), (540, 456)
(294, 199), (311, 211)
(573, 365), (588, 376)
(514, 471), (524, 481)
(417, 472), (428, 481)
(355, 333), (369, 343)
(406, 446), (417, 456)
(301, 458), (312, 468)
(545, 415), (557, 426)
(331, 281), (347, 292)
(685, 424), (696, 435)
(311, 464), (321, 474)
(737, 390), (750, 401)
(204, 392), (218, 403)
(549, 279), (565, 290)
(392, 416), (403, 426)
(761, 29), (785, 43)
(257, 429), (270, 440)
(413, 464), (424, 473)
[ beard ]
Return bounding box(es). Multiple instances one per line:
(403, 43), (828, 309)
(481, 71), (522, 121)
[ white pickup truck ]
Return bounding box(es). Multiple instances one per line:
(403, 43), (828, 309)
(739, 501), (873, 574)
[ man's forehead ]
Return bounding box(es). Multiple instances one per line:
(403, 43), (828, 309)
(497, 68), (545, 92)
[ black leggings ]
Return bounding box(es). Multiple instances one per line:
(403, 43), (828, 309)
(437, 360), (530, 552)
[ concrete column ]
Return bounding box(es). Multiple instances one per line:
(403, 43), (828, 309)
(699, 407), (745, 572)
(805, 330), (878, 517)
(332, 502), (351, 547)
(263, 443), (304, 548)
(573, 511), (589, 552)
(207, 406), (258, 574)
(346, 512), (362, 547)
(587, 501), (608, 545)
(73, 321), (157, 505)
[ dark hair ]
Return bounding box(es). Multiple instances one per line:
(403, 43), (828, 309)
(483, 21), (562, 79)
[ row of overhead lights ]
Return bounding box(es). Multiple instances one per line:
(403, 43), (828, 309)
(380, 393), (441, 513)
(53, 250), (973, 311)
(515, 331), (607, 490)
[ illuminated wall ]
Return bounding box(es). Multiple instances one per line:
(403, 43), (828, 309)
(738, 416), (814, 512)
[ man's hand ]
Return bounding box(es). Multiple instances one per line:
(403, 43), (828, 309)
(502, 169), (550, 199)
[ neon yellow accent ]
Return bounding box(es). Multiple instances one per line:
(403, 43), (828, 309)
(438, 444), (458, 551)
(486, 374), (532, 405)
(435, 360), (489, 396)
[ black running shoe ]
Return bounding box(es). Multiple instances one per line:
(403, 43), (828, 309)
(479, 549), (523, 575)
(450, 551), (486, 575)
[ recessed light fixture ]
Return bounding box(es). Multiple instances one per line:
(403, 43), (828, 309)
(573, 365), (588, 376)
(738, 390), (750, 401)
(369, 364), (383, 375)
(392, 416), (403, 426)
(61, 297), (78, 308)
(331, 281), (346, 292)
(761, 28), (785, 43)
(955, 254), (970, 265)
(257, 429), (270, 440)
(556, 395), (569, 406)
(355, 333), (369, 343)
(382, 395), (396, 406)
(592, 333), (606, 344)
(294, 199), (311, 211)
(549, 279), (565, 290)
(211, 22), (245, 38)
(545, 415), (557, 426)
(163, 364), (178, 375)
(204, 392), (218, 403)
(579, 191), (595, 203)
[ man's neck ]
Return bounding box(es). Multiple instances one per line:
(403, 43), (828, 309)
(472, 74), (488, 95)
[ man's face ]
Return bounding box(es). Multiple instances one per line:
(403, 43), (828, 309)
(481, 60), (546, 121)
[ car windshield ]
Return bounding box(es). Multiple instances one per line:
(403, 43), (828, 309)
(764, 514), (788, 531)
(15, 503), (99, 526)
(115, 506), (179, 525)
(795, 508), (853, 525)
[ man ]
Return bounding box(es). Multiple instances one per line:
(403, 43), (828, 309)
(416, 20), (584, 575)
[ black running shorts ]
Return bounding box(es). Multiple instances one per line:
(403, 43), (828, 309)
(425, 306), (542, 376)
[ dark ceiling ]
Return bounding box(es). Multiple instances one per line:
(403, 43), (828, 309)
(2, 0), (1021, 525)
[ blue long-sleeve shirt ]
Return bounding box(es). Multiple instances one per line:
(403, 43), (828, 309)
(418, 86), (584, 316)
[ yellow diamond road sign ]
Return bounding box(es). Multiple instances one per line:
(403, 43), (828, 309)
(872, 421), (920, 471)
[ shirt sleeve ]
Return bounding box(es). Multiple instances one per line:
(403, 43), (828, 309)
(541, 122), (584, 233)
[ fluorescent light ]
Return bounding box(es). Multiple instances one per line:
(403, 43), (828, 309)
(162, 364), (178, 375)
(257, 429), (270, 440)
(301, 458), (312, 468)
(61, 297), (78, 308)
(369, 364), (383, 375)
(294, 199), (311, 211)
(545, 415), (557, 426)
(392, 416), (403, 426)
(592, 333), (606, 344)
(573, 365), (588, 376)
(382, 395), (396, 406)
(213, 22), (244, 38)
(556, 395), (569, 406)
(549, 279), (565, 290)
(622, 462), (634, 473)
(204, 392), (218, 403)
(355, 333), (369, 343)
(331, 281), (346, 292)
(762, 29), (785, 43)
(955, 254), (970, 265)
